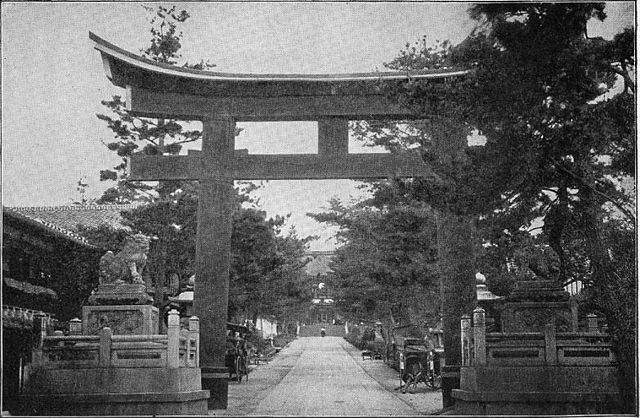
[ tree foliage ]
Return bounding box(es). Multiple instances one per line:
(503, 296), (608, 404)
(229, 208), (314, 322)
(309, 181), (440, 327)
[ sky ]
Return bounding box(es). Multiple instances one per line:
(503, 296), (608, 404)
(2, 2), (634, 251)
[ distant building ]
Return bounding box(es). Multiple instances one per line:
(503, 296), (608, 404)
(254, 316), (278, 339)
(3, 204), (135, 320)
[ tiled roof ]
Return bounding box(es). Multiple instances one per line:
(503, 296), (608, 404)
(4, 204), (141, 247)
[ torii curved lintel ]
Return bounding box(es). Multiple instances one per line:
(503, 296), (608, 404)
(90, 32), (467, 120)
(90, 32), (467, 90)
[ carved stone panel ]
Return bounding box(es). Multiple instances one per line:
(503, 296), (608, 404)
(506, 305), (572, 333)
(82, 304), (159, 335)
(86, 310), (144, 335)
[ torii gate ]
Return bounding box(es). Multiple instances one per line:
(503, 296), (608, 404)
(91, 32), (472, 408)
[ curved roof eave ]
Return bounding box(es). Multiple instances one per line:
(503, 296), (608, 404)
(89, 32), (469, 88)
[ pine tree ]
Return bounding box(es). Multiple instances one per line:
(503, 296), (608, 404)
(96, 5), (212, 203)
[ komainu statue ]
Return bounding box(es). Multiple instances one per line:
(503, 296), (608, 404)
(99, 234), (150, 285)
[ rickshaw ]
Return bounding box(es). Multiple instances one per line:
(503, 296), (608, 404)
(398, 338), (442, 393)
(225, 323), (251, 383)
(225, 335), (249, 382)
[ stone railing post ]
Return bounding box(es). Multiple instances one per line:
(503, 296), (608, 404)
(544, 324), (558, 365)
(189, 316), (200, 368)
(32, 312), (48, 365)
(99, 327), (113, 367)
(473, 307), (486, 365)
(34, 313), (48, 348)
(587, 314), (598, 333)
(167, 309), (180, 368)
(460, 314), (471, 366)
(53, 330), (64, 347)
(69, 318), (82, 335)
(570, 298), (579, 332)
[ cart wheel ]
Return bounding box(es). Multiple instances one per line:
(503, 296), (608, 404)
(432, 374), (442, 389)
(235, 357), (242, 382)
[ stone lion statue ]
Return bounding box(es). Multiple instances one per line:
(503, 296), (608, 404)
(99, 234), (150, 285)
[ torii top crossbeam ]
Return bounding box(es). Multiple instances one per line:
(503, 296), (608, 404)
(91, 32), (466, 121)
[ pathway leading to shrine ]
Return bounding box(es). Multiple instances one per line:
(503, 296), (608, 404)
(211, 337), (442, 416)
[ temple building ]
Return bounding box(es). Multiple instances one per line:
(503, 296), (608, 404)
(2, 204), (134, 413)
(303, 251), (338, 324)
(310, 282), (336, 324)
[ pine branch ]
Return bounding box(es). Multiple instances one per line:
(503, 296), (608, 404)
(551, 159), (636, 221)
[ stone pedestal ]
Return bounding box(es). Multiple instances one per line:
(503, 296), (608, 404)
(88, 283), (154, 305)
(500, 280), (573, 333)
(83, 283), (158, 335)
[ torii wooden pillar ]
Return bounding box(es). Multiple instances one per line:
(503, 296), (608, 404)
(91, 32), (471, 409)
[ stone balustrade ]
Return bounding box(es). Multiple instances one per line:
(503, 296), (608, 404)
(461, 307), (615, 367)
(32, 310), (200, 370)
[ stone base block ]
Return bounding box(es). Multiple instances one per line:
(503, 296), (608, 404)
(441, 365), (461, 408)
(24, 367), (203, 394)
(21, 367), (209, 415)
(453, 365), (622, 414)
(459, 365), (619, 393)
(21, 391), (209, 416)
(202, 367), (229, 409)
(82, 304), (158, 335)
(452, 389), (621, 415)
